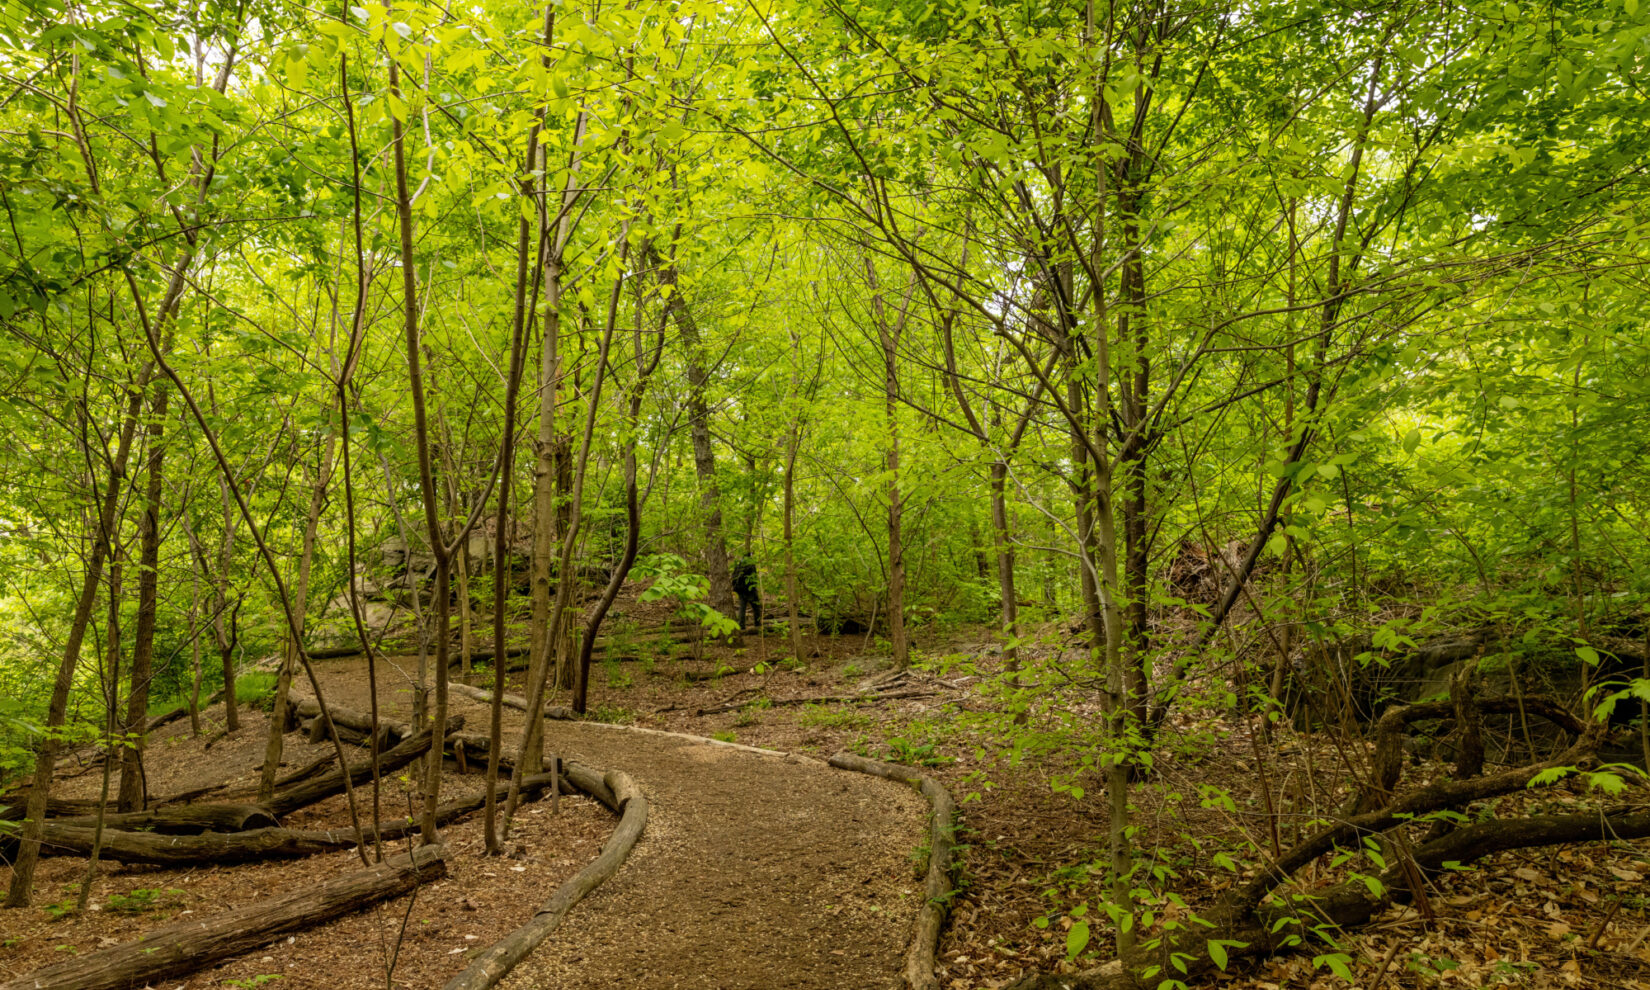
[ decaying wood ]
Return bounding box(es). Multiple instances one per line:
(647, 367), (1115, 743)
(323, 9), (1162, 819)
(0, 844), (448, 990)
(52, 803), (277, 834)
(443, 771), (647, 990)
(696, 686), (933, 716)
(27, 771), (572, 865)
(446, 680), (576, 720)
(264, 722), (454, 817)
(828, 752), (957, 990)
(289, 695), (413, 742)
(27, 821), (364, 865)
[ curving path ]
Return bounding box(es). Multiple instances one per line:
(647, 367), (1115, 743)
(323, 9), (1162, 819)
(310, 661), (930, 990)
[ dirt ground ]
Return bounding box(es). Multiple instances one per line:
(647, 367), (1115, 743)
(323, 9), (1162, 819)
(538, 605), (1650, 990)
(1, 704), (614, 989)
(5, 585), (1650, 990)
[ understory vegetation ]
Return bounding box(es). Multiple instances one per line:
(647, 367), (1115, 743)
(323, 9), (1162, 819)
(1, 0), (1649, 987)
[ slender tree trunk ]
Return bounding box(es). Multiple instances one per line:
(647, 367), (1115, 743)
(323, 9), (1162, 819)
(456, 529), (474, 682)
(258, 436), (334, 801)
(783, 429), (804, 662)
(866, 261), (916, 669)
(988, 460), (1020, 671)
(4, 367), (149, 907)
(213, 475), (239, 732)
(387, 51), (454, 845)
(119, 381), (170, 811)
(485, 25), (547, 849)
(885, 378), (908, 668)
(525, 113), (587, 786)
(653, 242), (734, 615)
(79, 551), (124, 914)
(187, 541), (203, 736)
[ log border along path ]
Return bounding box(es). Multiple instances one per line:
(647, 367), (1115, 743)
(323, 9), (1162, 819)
(311, 658), (936, 990)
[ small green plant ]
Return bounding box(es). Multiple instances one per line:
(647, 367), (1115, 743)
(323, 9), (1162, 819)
(885, 735), (949, 767)
(588, 704), (636, 725)
(41, 898), (77, 921)
(842, 662), (863, 679)
(711, 730), (738, 743)
(602, 656), (633, 690)
(105, 887), (185, 915)
(636, 554), (741, 639)
(234, 672), (281, 712)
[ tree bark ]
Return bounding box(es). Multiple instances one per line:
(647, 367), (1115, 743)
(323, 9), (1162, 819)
(3, 366), (150, 907)
(259, 435), (334, 801)
(119, 381), (170, 812)
(653, 241), (734, 616)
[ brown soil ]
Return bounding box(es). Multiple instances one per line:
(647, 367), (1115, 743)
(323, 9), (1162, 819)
(9, 592), (1649, 990)
(0, 704), (613, 989)
(308, 655), (931, 990)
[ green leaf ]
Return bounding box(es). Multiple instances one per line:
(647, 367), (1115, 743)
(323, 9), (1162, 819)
(1065, 920), (1090, 960)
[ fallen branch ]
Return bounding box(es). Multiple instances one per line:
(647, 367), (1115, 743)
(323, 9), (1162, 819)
(1005, 805), (1650, 989)
(829, 752), (957, 990)
(446, 680), (577, 720)
(695, 687), (933, 717)
(0, 844), (449, 990)
(264, 721), (458, 818)
(443, 770), (648, 990)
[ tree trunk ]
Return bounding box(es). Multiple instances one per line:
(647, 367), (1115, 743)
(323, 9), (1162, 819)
(186, 546), (203, 735)
(563, 386), (645, 733)
(78, 549), (125, 913)
(259, 436), (334, 801)
(3, 366), (149, 908)
(988, 461), (1020, 671)
(266, 724), (444, 818)
(866, 260), (916, 669)
(783, 426), (804, 662)
(654, 242), (734, 615)
(119, 382), (170, 812)
(213, 474), (240, 732)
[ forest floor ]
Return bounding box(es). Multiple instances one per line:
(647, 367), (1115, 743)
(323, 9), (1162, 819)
(5, 587), (1650, 989)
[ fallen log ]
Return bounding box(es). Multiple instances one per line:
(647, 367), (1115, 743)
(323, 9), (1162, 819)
(446, 680), (577, 720)
(52, 803), (278, 835)
(264, 722), (455, 818)
(443, 771), (647, 990)
(0, 844), (448, 990)
(302, 640), (418, 660)
(1, 796), (113, 820)
(829, 753), (957, 990)
(696, 687), (934, 716)
(29, 821), (364, 865)
(289, 696), (413, 742)
(29, 772), (571, 864)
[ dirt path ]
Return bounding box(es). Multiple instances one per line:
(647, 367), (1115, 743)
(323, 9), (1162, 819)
(309, 658), (931, 990)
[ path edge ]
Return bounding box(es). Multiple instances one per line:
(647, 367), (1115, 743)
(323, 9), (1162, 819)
(828, 751), (958, 990)
(442, 769), (648, 990)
